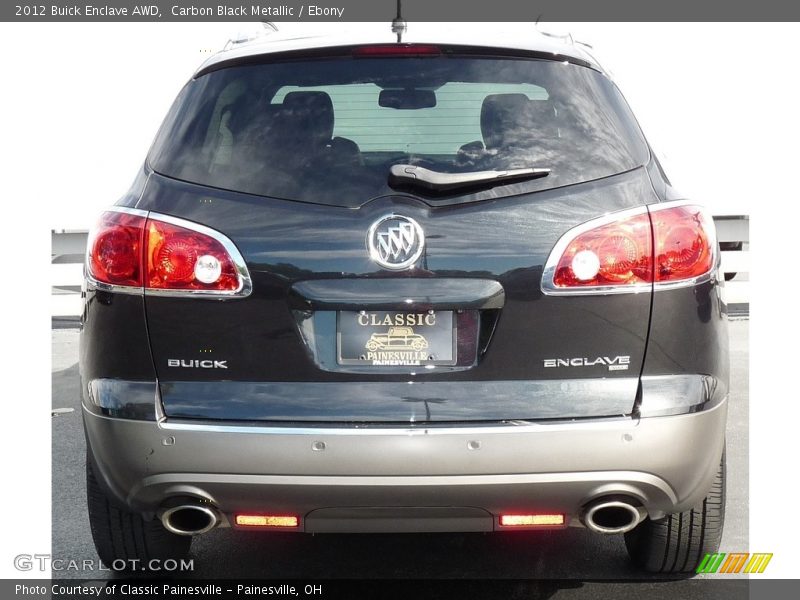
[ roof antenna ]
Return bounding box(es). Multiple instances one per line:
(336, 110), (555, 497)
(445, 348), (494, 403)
(391, 0), (407, 43)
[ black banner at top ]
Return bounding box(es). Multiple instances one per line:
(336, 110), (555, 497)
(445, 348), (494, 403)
(4, 0), (800, 21)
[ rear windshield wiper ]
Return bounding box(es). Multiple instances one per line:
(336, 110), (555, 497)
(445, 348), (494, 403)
(388, 164), (550, 193)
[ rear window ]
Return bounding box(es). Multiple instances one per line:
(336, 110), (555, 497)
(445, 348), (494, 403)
(149, 54), (649, 204)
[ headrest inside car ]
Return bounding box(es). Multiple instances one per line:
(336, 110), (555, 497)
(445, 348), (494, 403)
(281, 91), (335, 145)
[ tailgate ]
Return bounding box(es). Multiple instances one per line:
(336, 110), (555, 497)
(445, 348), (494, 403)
(140, 168), (656, 422)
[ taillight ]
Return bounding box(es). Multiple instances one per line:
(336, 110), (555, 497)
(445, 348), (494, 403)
(86, 208), (251, 297)
(145, 218), (241, 292)
(87, 210), (146, 288)
(551, 212), (652, 289)
(652, 205), (715, 283)
(542, 203), (716, 294)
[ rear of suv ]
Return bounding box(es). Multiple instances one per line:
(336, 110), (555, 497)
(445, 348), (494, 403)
(81, 27), (728, 574)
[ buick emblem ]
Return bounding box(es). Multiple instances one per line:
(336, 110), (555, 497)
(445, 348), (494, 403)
(367, 214), (425, 271)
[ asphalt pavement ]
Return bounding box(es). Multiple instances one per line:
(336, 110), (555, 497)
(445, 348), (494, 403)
(51, 320), (749, 597)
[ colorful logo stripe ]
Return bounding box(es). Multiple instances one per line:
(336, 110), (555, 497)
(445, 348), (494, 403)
(697, 552), (773, 574)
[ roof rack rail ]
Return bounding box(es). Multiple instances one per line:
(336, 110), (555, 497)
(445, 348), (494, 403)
(533, 21), (593, 48)
(533, 22), (606, 74)
(534, 20), (574, 45)
(223, 22), (278, 51)
(539, 30), (575, 45)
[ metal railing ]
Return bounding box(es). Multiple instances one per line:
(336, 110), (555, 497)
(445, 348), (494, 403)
(715, 216), (750, 313)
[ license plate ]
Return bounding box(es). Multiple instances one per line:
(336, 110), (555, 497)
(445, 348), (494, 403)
(337, 311), (456, 366)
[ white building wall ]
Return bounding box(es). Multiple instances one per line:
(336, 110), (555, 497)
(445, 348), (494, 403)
(4, 22), (786, 229)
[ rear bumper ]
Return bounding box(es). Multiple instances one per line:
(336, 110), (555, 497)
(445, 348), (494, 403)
(83, 397), (727, 533)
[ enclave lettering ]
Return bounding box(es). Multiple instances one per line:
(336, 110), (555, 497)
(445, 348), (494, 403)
(543, 356), (631, 370)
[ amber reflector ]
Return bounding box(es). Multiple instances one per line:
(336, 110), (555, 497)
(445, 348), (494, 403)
(235, 515), (299, 527)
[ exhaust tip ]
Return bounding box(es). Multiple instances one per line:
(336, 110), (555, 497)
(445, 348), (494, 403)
(582, 499), (644, 535)
(161, 504), (219, 536)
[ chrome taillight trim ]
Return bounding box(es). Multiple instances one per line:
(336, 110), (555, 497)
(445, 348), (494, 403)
(540, 201), (719, 296)
(84, 206), (253, 299)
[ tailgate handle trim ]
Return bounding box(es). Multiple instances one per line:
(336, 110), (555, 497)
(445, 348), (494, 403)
(290, 278), (505, 310)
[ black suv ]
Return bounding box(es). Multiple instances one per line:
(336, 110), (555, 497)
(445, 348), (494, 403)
(81, 28), (728, 574)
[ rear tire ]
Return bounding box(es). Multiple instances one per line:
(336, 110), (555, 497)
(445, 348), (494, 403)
(86, 454), (191, 570)
(624, 451), (725, 573)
